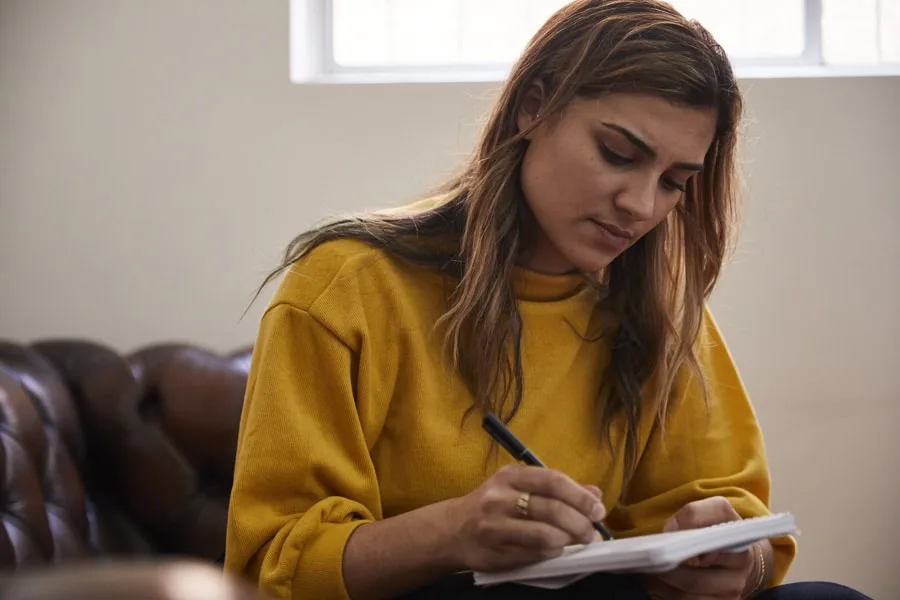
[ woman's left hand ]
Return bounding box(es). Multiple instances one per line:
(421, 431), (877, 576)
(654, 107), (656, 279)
(643, 496), (761, 599)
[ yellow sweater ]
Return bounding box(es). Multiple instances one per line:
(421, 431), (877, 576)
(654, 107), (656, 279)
(224, 237), (796, 599)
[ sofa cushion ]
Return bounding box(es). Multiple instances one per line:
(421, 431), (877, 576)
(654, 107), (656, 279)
(0, 340), (251, 572)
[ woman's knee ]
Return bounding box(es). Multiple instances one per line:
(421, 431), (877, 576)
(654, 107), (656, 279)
(758, 581), (872, 600)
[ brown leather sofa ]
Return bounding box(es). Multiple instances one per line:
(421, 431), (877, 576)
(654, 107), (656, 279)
(0, 338), (252, 573)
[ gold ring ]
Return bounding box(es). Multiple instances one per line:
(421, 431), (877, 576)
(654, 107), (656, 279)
(516, 491), (531, 518)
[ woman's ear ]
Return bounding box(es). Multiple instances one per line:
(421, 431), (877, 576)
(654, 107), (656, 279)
(517, 79), (546, 138)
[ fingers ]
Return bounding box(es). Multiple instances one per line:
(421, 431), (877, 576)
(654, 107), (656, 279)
(654, 565), (748, 598)
(473, 466), (608, 565)
(494, 545), (565, 569)
(649, 498), (754, 599)
(470, 510), (571, 553)
(490, 515), (572, 553)
(682, 552), (729, 568)
(466, 526), (567, 573)
(499, 466), (606, 523)
(522, 493), (596, 544)
(665, 496), (741, 532)
(584, 484), (603, 500)
(698, 550), (750, 569)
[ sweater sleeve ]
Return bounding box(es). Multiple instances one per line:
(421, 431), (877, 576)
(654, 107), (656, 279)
(224, 302), (381, 600)
(606, 307), (797, 587)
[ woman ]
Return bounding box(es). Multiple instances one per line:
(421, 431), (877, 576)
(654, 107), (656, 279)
(224, 1), (869, 599)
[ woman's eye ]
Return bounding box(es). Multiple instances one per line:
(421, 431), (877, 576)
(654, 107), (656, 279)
(662, 178), (687, 193)
(600, 145), (633, 166)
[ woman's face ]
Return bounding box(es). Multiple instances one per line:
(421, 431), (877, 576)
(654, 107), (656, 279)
(518, 91), (718, 274)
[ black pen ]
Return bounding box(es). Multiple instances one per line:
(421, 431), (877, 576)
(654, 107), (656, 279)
(482, 413), (614, 541)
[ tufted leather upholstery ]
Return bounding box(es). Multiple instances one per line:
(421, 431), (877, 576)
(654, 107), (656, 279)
(0, 339), (252, 573)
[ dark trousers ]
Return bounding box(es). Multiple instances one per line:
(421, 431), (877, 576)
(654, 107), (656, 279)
(757, 582), (872, 600)
(396, 573), (872, 599)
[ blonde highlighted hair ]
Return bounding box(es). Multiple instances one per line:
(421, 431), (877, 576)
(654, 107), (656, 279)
(257, 0), (742, 485)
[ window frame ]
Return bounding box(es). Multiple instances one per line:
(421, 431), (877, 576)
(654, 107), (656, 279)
(291, 0), (899, 83)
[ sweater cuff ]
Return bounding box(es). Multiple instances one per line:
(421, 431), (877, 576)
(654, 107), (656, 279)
(768, 534), (798, 587)
(292, 519), (370, 600)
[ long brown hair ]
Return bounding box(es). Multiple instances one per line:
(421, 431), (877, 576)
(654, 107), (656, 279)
(257, 0), (742, 484)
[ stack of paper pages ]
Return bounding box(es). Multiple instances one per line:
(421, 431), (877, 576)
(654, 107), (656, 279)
(473, 513), (798, 589)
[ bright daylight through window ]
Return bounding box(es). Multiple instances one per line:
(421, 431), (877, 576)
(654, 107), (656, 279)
(292, 0), (900, 81)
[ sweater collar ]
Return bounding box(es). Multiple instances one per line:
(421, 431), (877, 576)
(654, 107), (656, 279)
(511, 265), (588, 302)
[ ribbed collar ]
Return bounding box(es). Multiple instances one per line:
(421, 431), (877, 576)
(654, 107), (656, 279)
(511, 265), (589, 303)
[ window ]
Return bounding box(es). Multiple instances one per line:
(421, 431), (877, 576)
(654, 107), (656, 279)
(291, 0), (900, 81)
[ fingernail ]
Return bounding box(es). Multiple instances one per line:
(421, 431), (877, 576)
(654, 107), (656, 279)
(591, 502), (605, 521)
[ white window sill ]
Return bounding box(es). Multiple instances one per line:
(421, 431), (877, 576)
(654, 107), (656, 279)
(292, 64), (900, 86)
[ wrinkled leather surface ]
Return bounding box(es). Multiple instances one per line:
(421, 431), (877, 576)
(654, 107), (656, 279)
(0, 340), (251, 572)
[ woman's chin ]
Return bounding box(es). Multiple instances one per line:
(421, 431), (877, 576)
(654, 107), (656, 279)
(566, 247), (618, 274)
(523, 242), (618, 275)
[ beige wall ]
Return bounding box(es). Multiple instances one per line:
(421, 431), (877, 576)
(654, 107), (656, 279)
(1, 1), (897, 596)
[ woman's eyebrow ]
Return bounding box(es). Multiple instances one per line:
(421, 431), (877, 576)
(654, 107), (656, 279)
(601, 121), (704, 171)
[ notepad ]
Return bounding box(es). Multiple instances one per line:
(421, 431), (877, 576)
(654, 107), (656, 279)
(473, 513), (798, 589)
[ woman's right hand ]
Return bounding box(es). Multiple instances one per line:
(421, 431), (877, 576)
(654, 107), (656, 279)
(447, 465), (607, 572)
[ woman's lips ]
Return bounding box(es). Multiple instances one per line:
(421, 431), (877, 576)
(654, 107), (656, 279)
(589, 219), (634, 251)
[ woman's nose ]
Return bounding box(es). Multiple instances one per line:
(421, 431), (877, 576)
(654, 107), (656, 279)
(612, 178), (656, 221)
